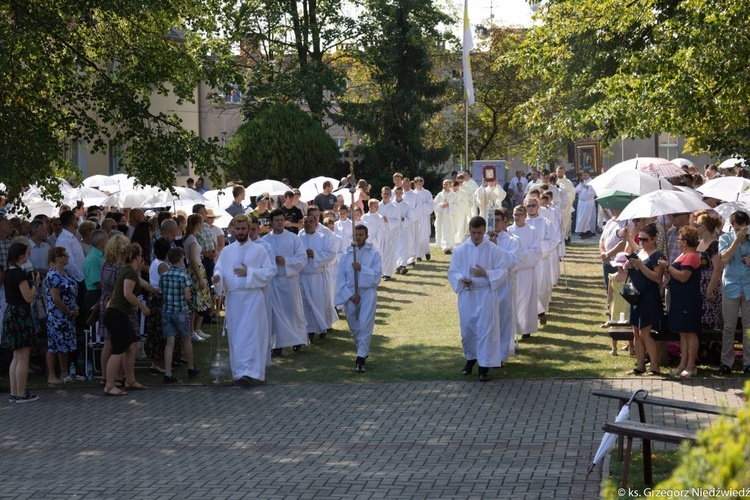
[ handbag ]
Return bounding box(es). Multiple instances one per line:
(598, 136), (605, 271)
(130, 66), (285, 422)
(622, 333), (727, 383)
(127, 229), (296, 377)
(619, 278), (641, 306)
(85, 304), (99, 327)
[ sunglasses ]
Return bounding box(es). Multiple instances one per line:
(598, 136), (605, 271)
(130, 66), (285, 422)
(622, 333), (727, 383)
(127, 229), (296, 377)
(525, 204), (538, 208)
(639, 237), (652, 242)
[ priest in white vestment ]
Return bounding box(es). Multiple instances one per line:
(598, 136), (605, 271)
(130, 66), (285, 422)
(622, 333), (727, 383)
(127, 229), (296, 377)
(299, 214), (336, 341)
(212, 215), (276, 383)
(474, 179), (506, 221)
(263, 210), (309, 354)
(448, 216), (507, 382)
(556, 166), (576, 241)
(508, 205), (540, 337)
(575, 170), (597, 236)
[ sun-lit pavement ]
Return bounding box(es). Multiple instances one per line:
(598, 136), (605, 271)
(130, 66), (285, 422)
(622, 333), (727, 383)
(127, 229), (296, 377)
(0, 378), (743, 499)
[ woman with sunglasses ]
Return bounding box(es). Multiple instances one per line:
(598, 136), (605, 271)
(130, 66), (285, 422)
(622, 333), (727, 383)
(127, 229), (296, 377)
(44, 247), (80, 384)
(621, 223), (665, 375)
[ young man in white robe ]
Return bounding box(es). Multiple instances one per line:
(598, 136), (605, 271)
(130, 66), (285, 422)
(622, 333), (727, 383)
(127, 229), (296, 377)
(212, 215), (276, 384)
(489, 208), (521, 361)
(448, 216), (507, 382)
(263, 210), (309, 356)
(433, 180), (456, 254)
(378, 187), (399, 280)
(525, 196), (555, 326)
(400, 178), (419, 267)
(299, 214), (336, 342)
(451, 180), (470, 245)
(508, 205), (541, 338)
(555, 166), (576, 242)
(413, 176), (434, 261)
(247, 216), (275, 367)
(334, 205), (353, 243)
(575, 170), (597, 237)
(335, 224), (382, 373)
(392, 186), (413, 275)
(317, 211), (344, 328)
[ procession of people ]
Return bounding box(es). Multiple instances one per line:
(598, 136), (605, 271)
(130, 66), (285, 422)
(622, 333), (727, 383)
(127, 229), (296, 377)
(2, 159), (750, 400)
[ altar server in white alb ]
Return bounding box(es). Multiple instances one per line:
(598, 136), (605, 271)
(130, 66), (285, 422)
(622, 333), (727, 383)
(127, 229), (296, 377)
(392, 186), (413, 275)
(335, 224), (382, 373)
(360, 199), (384, 253)
(413, 177), (434, 261)
(263, 209), (309, 356)
(299, 214), (336, 342)
(489, 208), (521, 362)
(433, 179), (456, 254)
(575, 170), (598, 237)
(508, 205), (540, 338)
(378, 187), (399, 280)
(525, 196), (555, 326)
(448, 216), (508, 382)
(212, 215), (275, 384)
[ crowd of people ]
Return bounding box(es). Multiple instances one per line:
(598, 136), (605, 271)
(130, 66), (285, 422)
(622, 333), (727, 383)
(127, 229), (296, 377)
(2, 161), (749, 400)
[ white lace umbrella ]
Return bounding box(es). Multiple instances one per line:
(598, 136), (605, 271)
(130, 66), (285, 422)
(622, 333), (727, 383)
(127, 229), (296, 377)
(604, 157), (685, 179)
(697, 177), (750, 202)
(101, 186), (157, 209)
(717, 158), (746, 170)
(298, 176), (340, 203)
(203, 187), (234, 208)
(617, 190), (711, 221)
(246, 179), (290, 197)
(82, 175), (121, 191)
(671, 158), (694, 168)
(589, 169), (673, 196)
(140, 187), (207, 209)
(61, 185), (108, 207)
(108, 173), (137, 191)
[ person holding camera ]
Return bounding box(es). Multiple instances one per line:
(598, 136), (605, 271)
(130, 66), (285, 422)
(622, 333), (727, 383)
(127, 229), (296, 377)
(717, 210), (750, 375)
(621, 223), (665, 376)
(44, 247), (81, 384)
(2, 242), (40, 403)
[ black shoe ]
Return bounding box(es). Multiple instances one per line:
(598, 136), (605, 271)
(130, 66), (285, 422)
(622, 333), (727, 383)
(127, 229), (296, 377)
(383, 275), (391, 281)
(308, 332), (315, 342)
(417, 257), (423, 262)
(163, 374), (179, 384)
(293, 344), (302, 352)
(410, 262), (416, 268)
(400, 266), (409, 275)
(355, 356), (366, 373)
(521, 334), (531, 339)
(425, 253), (431, 261)
(187, 368), (200, 378)
(237, 375), (252, 386)
(319, 332), (327, 340)
(444, 249), (452, 255)
(478, 367), (489, 382)
(538, 313), (547, 326)
(173, 357), (188, 366)
(271, 348), (283, 358)
(565, 238), (571, 244)
(462, 359), (476, 375)
(718, 364), (732, 375)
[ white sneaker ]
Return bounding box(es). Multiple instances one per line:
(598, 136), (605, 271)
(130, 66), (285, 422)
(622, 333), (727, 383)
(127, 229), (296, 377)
(191, 332), (205, 342)
(196, 330), (211, 339)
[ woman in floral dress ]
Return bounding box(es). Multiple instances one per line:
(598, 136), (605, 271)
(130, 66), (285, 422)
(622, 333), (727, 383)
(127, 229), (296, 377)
(44, 247), (80, 384)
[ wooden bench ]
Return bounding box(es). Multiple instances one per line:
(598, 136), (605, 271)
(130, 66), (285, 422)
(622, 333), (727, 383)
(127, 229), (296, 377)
(593, 390), (736, 486)
(602, 421), (696, 488)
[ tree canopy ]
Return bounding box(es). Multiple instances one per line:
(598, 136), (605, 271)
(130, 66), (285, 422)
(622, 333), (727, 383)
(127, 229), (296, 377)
(226, 103), (340, 186)
(0, 0), (238, 201)
(517, 0), (750, 161)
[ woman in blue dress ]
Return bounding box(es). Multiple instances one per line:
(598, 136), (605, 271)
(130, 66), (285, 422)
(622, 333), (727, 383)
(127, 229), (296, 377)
(658, 226), (702, 378)
(622, 223), (665, 376)
(44, 247), (80, 384)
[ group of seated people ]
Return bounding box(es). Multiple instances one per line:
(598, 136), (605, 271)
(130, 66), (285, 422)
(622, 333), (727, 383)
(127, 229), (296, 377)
(600, 208), (750, 378)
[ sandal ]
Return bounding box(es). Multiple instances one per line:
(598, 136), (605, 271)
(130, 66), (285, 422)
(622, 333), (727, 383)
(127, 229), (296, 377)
(103, 387), (129, 397)
(125, 382), (148, 391)
(643, 370), (662, 377)
(47, 378), (63, 385)
(680, 369), (697, 378)
(628, 368), (645, 375)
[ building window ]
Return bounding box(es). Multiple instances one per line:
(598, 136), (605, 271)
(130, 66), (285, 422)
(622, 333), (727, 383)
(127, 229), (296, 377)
(334, 137), (347, 152)
(108, 141), (125, 174)
(658, 133), (678, 160)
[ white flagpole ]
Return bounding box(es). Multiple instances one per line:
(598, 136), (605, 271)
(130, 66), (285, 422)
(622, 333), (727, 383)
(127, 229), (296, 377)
(462, 0), (474, 171)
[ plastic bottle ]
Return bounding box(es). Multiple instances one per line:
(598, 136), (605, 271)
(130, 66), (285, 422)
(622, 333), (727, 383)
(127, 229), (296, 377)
(69, 362), (76, 377)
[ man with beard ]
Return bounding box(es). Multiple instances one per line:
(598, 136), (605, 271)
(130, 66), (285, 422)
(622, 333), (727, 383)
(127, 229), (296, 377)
(212, 215), (275, 384)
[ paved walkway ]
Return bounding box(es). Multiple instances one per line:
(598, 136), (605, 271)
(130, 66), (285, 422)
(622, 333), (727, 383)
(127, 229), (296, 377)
(0, 378), (744, 499)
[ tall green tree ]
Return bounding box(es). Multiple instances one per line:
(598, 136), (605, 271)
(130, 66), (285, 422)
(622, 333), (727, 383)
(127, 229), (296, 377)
(0, 0), (239, 202)
(337, 0), (452, 187)
(517, 0), (750, 160)
(226, 103), (340, 186)
(233, 0), (360, 124)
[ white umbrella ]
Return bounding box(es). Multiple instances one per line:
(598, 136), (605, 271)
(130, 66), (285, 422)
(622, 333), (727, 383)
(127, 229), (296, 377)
(717, 158), (746, 170)
(589, 169), (673, 196)
(714, 201), (750, 232)
(101, 187), (157, 209)
(61, 185), (108, 208)
(617, 190), (711, 221)
(140, 187), (207, 208)
(298, 176), (340, 203)
(108, 173), (137, 191)
(246, 179), (290, 197)
(697, 177), (750, 202)
(673, 186), (704, 199)
(604, 157), (685, 179)
(589, 389), (649, 473)
(671, 158), (694, 168)
(14, 199), (58, 219)
(82, 175), (121, 191)
(203, 187), (234, 208)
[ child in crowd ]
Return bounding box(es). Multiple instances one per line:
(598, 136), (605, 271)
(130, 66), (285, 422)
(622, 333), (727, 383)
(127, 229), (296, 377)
(159, 247), (199, 383)
(603, 252), (634, 356)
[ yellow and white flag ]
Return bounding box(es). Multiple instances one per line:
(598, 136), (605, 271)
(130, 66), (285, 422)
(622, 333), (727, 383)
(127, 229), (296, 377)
(462, 0), (475, 106)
